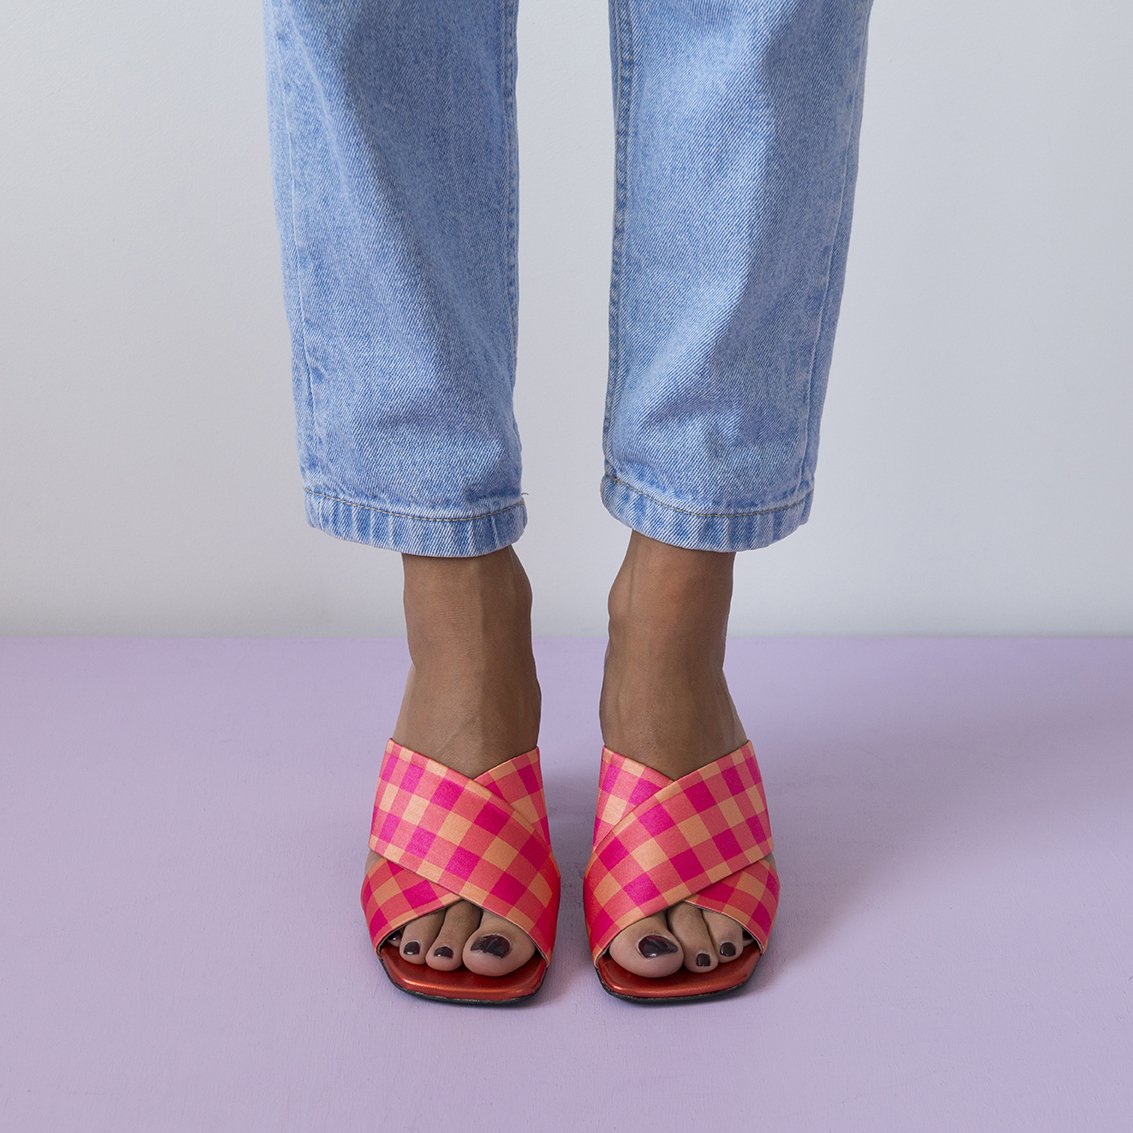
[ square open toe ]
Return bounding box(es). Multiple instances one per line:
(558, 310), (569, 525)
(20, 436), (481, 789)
(361, 739), (561, 1006)
(583, 741), (779, 1004)
(378, 939), (549, 1005)
(594, 943), (763, 1004)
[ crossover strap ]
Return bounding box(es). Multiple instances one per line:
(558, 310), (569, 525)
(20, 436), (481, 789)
(583, 741), (775, 961)
(364, 740), (560, 960)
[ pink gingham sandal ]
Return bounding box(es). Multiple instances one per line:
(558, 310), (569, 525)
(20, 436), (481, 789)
(583, 739), (779, 1002)
(361, 738), (561, 1004)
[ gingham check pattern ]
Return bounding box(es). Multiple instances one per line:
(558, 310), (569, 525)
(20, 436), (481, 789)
(361, 739), (561, 961)
(583, 740), (779, 962)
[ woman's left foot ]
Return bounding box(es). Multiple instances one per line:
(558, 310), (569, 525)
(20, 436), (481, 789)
(598, 531), (756, 978)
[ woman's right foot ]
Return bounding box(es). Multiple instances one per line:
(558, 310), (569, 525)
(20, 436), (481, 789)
(365, 545), (541, 978)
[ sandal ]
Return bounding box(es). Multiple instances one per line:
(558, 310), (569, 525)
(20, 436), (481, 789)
(583, 739), (779, 1002)
(361, 737), (561, 1004)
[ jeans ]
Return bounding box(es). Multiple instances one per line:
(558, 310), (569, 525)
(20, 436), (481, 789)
(262, 0), (874, 556)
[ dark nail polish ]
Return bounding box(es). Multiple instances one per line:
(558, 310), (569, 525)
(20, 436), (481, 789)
(470, 933), (511, 958)
(696, 952), (711, 968)
(403, 940), (420, 956)
(720, 942), (737, 958)
(638, 934), (679, 959)
(433, 945), (454, 959)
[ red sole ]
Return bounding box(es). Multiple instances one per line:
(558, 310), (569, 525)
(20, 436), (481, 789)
(595, 944), (762, 1003)
(378, 941), (548, 1004)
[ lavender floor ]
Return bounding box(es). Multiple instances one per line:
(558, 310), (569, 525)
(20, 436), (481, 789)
(2, 637), (1131, 1130)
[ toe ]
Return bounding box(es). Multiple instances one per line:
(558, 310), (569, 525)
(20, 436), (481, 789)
(608, 912), (684, 978)
(462, 910), (536, 977)
(426, 901), (481, 971)
(702, 909), (745, 963)
(668, 903), (717, 974)
(398, 909), (444, 965)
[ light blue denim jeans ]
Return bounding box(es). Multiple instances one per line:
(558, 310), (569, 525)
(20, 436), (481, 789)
(262, 0), (874, 556)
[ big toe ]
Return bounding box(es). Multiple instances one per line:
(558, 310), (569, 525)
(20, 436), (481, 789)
(608, 912), (684, 978)
(462, 910), (536, 977)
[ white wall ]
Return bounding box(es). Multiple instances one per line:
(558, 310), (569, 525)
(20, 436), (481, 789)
(2, 2), (1130, 636)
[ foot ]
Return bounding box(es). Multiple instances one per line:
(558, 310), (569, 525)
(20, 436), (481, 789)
(598, 530), (756, 978)
(367, 545), (540, 978)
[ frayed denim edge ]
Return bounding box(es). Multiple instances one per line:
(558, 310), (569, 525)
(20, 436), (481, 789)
(600, 474), (812, 552)
(304, 488), (527, 557)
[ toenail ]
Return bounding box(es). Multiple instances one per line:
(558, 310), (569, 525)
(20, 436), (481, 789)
(720, 942), (737, 958)
(403, 941), (420, 956)
(638, 934), (679, 959)
(433, 946), (454, 959)
(696, 952), (711, 967)
(470, 934), (510, 958)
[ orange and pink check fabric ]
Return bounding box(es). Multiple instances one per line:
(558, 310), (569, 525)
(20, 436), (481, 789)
(583, 740), (779, 962)
(361, 739), (561, 961)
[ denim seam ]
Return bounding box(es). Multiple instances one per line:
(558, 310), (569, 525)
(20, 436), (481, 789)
(795, 11), (871, 497)
(605, 474), (812, 519)
(304, 488), (524, 524)
(270, 3), (325, 480)
(602, 0), (633, 469)
(502, 0), (519, 351)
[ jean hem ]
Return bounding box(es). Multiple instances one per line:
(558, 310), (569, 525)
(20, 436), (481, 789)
(600, 474), (812, 552)
(304, 489), (527, 557)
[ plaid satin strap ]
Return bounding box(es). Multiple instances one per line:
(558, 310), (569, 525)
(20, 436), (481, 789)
(361, 739), (561, 960)
(583, 740), (778, 963)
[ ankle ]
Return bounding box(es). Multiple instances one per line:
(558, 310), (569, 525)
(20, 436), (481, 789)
(601, 534), (745, 773)
(598, 665), (744, 778)
(606, 536), (733, 664)
(393, 547), (541, 774)
(403, 546), (534, 661)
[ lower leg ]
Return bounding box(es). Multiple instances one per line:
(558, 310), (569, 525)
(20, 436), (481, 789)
(600, 531), (746, 776)
(395, 545), (540, 775)
(594, 2), (874, 980)
(263, 0), (524, 556)
(602, 0), (874, 548)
